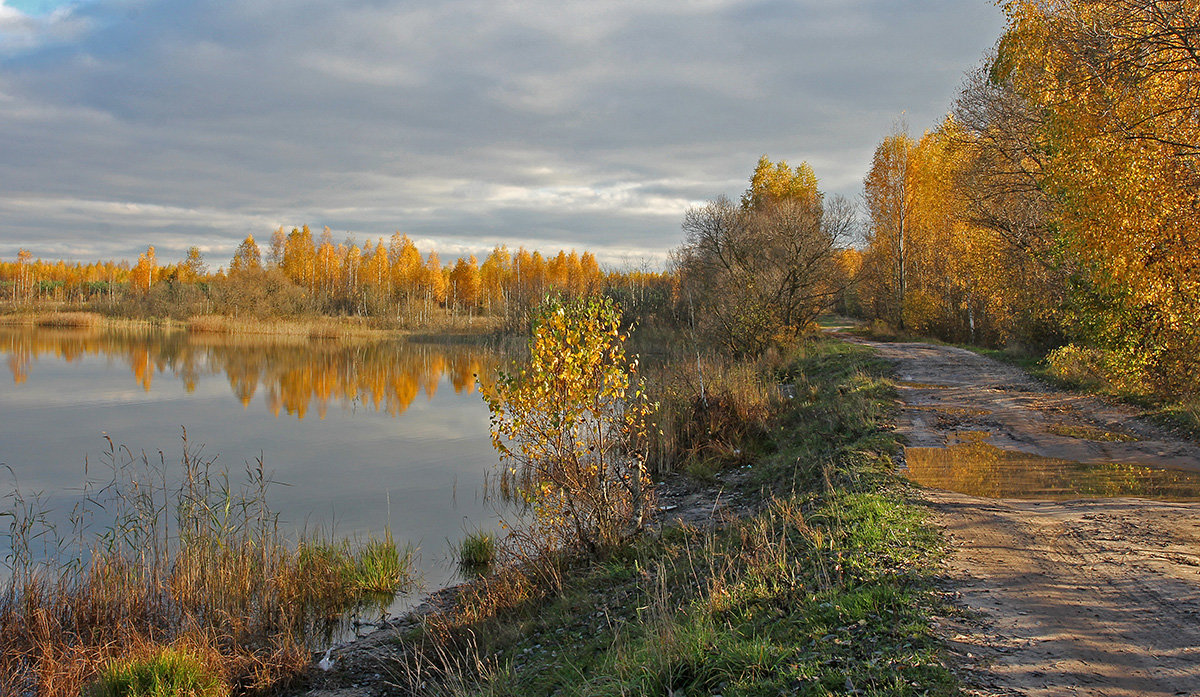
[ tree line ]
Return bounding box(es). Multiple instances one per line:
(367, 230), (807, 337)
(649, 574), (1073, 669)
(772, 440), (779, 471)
(1, 228), (672, 327)
(848, 0), (1199, 400)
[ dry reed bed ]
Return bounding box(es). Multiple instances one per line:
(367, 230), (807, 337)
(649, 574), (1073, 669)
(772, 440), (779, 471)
(185, 315), (378, 339)
(0, 436), (411, 697)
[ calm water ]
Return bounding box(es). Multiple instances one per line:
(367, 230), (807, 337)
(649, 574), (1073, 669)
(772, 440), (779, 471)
(904, 431), (1200, 501)
(0, 326), (506, 602)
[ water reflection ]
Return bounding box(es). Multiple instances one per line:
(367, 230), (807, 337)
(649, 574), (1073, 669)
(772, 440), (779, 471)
(904, 432), (1200, 501)
(0, 326), (499, 419)
(0, 325), (509, 621)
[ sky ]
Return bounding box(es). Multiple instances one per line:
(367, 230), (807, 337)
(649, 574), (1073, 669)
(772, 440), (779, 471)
(0, 0), (1006, 268)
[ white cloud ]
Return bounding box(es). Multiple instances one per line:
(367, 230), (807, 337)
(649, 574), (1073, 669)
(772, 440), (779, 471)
(0, 0), (91, 53)
(0, 0), (1006, 266)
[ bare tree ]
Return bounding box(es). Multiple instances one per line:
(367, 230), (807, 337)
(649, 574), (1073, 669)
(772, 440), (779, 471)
(675, 188), (854, 355)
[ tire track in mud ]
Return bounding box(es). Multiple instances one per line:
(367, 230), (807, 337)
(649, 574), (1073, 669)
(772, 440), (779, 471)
(851, 337), (1200, 697)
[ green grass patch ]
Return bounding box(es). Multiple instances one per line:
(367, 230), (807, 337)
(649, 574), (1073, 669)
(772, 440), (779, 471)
(86, 647), (226, 697)
(457, 530), (497, 575)
(346, 530), (414, 594)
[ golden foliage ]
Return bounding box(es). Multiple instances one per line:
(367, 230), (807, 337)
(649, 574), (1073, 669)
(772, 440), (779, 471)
(484, 297), (654, 556)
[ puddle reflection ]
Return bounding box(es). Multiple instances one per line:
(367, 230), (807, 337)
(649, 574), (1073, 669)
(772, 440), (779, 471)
(904, 432), (1200, 501)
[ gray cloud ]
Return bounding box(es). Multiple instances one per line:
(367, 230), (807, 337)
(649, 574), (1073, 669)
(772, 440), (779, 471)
(0, 0), (1004, 266)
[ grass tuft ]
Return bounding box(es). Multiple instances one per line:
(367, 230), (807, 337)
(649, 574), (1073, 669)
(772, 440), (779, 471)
(346, 531), (415, 594)
(85, 646), (226, 697)
(457, 531), (497, 575)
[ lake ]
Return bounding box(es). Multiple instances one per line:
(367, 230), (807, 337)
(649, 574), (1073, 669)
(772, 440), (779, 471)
(0, 325), (507, 606)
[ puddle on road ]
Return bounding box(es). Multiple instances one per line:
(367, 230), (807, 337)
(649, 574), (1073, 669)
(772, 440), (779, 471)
(904, 432), (1200, 501)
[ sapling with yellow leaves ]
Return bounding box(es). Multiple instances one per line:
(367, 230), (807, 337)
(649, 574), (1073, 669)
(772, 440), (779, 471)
(484, 297), (655, 556)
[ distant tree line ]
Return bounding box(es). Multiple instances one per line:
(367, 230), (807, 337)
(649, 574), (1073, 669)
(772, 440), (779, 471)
(0, 229), (673, 329)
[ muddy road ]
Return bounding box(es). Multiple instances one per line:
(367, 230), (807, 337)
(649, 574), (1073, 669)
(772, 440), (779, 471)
(857, 338), (1200, 697)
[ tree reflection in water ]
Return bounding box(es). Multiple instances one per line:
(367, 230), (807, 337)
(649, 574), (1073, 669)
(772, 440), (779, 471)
(0, 326), (501, 419)
(905, 431), (1200, 501)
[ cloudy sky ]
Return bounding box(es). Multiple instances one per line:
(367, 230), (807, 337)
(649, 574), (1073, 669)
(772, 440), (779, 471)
(0, 0), (1005, 267)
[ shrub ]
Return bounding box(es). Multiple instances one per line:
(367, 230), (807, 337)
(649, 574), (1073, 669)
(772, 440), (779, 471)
(1046, 343), (1150, 394)
(483, 296), (655, 556)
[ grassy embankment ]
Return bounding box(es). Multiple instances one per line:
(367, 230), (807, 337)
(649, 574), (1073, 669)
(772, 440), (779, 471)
(0, 438), (414, 697)
(331, 336), (955, 696)
(851, 319), (1200, 442)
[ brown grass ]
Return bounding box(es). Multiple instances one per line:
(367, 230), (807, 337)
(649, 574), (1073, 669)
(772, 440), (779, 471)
(33, 311), (106, 328)
(0, 434), (412, 697)
(644, 352), (779, 475)
(0, 311), (106, 328)
(187, 314), (406, 340)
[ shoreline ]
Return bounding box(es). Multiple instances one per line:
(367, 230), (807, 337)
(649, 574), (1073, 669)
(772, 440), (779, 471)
(0, 309), (505, 342)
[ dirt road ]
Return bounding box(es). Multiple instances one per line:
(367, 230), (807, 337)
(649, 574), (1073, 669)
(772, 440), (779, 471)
(857, 338), (1200, 697)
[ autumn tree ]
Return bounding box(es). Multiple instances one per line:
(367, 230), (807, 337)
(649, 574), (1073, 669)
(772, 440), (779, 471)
(479, 245), (512, 313)
(675, 157), (854, 354)
(129, 246), (157, 294)
(389, 233), (422, 307)
(448, 254), (481, 313)
(955, 0), (1200, 394)
(484, 297), (654, 556)
(229, 235), (263, 274)
(13, 249), (33, 302)
(862, 130), (917, 329)
(179, 247), (207, 283)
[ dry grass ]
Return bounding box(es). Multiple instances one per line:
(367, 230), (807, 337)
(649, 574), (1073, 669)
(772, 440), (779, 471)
(644, 352), (780, 475)
(33, 311), (106, 328)
(0, 434), (412, 697)
(0, 311), (175, 333)
(186, 315), (380, 339)
(0, 311), (107, 328)
(184, 313), (506, 339)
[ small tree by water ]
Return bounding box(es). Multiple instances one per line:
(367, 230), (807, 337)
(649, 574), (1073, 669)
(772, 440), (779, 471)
(484, 297), (654, 556)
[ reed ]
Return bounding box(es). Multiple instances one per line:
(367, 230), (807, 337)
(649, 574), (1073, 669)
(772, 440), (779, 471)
(0, 310), (106, 328)
(185, 314), (233, 334)
(33, 311), (105, 328)
(0, 433), (414, 697)
(186, 314), (399, 340)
